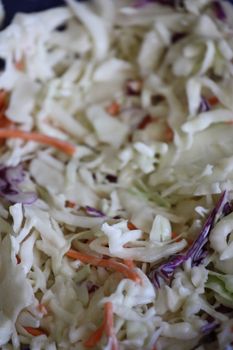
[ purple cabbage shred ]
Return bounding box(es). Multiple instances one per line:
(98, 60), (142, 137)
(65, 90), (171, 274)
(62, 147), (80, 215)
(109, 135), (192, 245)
(198, 97), (210, 113)
(212, 1), (227, 21)
(85, 206), (106, 218)
(0, 164), (37, 204)
(201, 321), (219, 335)
(150, 191), (230, 286)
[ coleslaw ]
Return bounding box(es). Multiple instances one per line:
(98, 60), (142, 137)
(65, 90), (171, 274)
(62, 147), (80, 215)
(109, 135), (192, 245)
(0, 0), (232, 349)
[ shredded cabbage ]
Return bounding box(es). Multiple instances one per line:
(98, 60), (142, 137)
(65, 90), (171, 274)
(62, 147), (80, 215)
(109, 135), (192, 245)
(0, 0), (232, 349)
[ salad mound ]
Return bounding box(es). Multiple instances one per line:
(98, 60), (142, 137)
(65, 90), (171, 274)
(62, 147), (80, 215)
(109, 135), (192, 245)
(0, 0), (232, 349)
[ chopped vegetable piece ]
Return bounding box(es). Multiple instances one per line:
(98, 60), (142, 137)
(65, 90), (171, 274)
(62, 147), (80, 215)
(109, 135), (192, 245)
(150, 191), (228, 282)
(207, 96), (219, 107)
(0, 164), (37, 204)
(164, 125), (174, 143)
(198, 97), (210, 113)
(84, 324), (105, 348)
(137, 115), (153, 130)
(85, 206), (106, 217)
(14, 57), (25, 71)
(24, 327), (47, 337)
(84, 302), (118, 349)
(0, 129), (76, 155)
(0, 90), (8, 113)
(106, 102), (120, 116)
(66, 249), (142, 283)
(127, 221), (138, 230)
(212, 1), (226, 20)
(123, 259), (135, 269)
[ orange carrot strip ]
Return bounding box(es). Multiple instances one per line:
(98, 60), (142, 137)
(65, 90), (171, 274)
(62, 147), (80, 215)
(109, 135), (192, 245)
(137, 115), (153, 130)
(106, 102), (120, 116)
(0, 90), (7, 111)
(207, 96), (219, 107)
(0, 90), (12, 132)
(84, 324), (105, 348)
(171, 232), (182, 242)
(164, 125), (174, 143)
(123, 259), (135, 269)
(84, 302), (119, 349)
(171, 232), (178, 239)
(104, 302), (114, 337)
(0, 116), (13, 128)
(24, 326), (47, 337)
(104, 303), (119, 350)
(14, 57), (25, 71)
(0, 129), (76, 155)
(127, 222), (138, 230)
(66, 249), (141, 284)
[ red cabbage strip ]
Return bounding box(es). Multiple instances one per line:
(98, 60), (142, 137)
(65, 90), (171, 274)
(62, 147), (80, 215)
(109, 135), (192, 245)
(212, 1), (227, 21)
(150, 192), (228, 282)
(0, 164), (37, 204)
(198, 97), (210, 113)
(85, 206), (106, 217)
(201, 321), (219, 335)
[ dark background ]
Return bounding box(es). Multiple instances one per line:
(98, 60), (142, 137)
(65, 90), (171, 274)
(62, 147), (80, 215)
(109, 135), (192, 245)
(2, 0), (233, 28)
(1, 0), (80, 27)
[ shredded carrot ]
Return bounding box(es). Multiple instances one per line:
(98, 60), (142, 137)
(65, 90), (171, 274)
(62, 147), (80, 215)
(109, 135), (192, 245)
(0, 115), (13, 128)
(84, 324), (105, 348)
(123, 259), (135, 269)
(0, 129), (76, 155)
(65, 200), (76, 208)
(137, 115), (153, 130)
(104, 303), (119, 350)
(127, 221), (138, 230)
(164, 125), (174, 143)
(66, 249), (141, 284)
(0, 90), (8, 112)
(104, 302), (114, 337)
(84, 302), (119, 350)
(0, 90), (13, 136)
(16, 254), (21, 264)
(14, 57), (25, 71)
(207, 95), (219, 107)
(24, 326), (47, 337)
(171, 232), (182, 242)
(106, 102), (120, 116)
